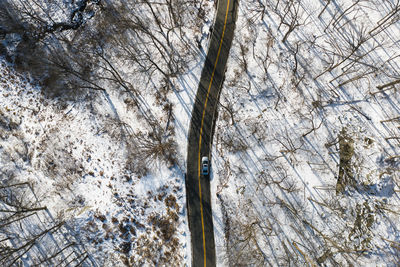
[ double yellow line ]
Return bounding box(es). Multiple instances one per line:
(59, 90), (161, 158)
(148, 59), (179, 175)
(197, 0), (231, 265)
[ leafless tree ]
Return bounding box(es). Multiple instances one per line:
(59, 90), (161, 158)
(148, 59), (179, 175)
(268, 0), (307, 43)
(318, 0), (331, 18)
(368, 0), (400, 36)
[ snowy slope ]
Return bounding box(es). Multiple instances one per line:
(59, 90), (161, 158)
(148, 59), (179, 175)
(0, 0), (216, 265)
(212, 0), (400, 266)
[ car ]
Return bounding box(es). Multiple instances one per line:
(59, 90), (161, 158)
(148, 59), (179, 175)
(201, 156), (209, 175)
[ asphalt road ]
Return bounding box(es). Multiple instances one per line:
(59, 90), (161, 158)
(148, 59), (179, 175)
(186, 0), (238, 266)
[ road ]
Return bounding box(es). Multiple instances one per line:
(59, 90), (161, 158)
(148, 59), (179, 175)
(186, 0), (238, 266)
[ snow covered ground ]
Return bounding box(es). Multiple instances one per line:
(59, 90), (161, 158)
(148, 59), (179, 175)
(0, 0), (215, 265)
(212, 0), (400, 266)
(0, 56), (187, 265)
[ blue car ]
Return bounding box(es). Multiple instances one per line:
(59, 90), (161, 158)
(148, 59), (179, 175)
(202, 157), (209, 175)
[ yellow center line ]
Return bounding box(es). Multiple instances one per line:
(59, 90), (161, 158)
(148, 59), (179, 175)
(197, 0), (231, 266)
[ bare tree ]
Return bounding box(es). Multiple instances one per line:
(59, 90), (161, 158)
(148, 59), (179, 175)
(318, 0), (331, 18)
(368, 0), (400, 36)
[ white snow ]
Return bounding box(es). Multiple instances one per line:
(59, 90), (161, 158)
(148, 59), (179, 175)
(212, 0), (400, 266)
(0, 0), (215, 263)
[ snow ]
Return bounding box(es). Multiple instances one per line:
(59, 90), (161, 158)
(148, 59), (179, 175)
(0, 0), (218, 265)
(0, 0), (223, 263)
(0, 52), (190, 264)
(212, 0), (400, 266)
(0, 2), (215, 264)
